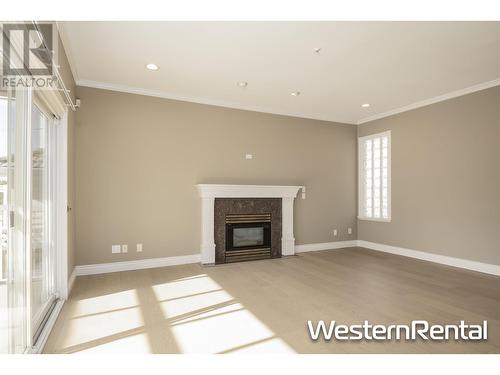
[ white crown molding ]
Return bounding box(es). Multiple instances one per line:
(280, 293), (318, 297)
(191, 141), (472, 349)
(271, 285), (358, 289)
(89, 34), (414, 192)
(295, 240), (357, 253)
(75, 254), (201, 276)
(357, 78), (500, 125)
(357, 240), (500, 277)
(75, 79), (355, 125)
(77, 77), (500, 126)
(196, 184), (303, 199)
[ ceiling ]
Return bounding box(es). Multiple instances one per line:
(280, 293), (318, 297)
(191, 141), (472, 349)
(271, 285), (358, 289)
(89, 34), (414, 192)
(60, 21), (500, 124)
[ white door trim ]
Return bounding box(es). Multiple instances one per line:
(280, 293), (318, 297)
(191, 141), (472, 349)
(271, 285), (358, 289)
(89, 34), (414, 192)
(55, 112), (69, 299)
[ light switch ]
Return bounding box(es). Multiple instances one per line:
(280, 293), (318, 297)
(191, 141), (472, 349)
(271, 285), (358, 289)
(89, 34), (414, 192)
(137, 243), (143, 252)
(122, 244), (128, 253)
(245, 154), (253, 160)
(112, 245), (121, 254)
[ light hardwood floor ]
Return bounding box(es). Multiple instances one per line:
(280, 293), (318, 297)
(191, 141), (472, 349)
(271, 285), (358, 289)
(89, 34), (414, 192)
(44, 247), (500, 354)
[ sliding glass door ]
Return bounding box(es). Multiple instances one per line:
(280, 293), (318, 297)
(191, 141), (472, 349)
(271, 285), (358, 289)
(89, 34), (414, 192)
(0, 92), (9, 353)
(31, 102), (56, 340)
(1, 21), (68, 354)
(0, 89), (58, 353)
(1, 87), (29, 354)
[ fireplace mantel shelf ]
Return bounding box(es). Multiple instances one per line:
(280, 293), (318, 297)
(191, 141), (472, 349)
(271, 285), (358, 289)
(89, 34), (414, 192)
(196, 184), (304, 264)
(197, 184), (303, 198)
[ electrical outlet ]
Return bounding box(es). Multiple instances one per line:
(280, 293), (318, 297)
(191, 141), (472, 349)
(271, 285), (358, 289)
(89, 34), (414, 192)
(111, 245), (121, 254)
(122, 244), (128, 253)
(137, 243), (143, 252)
(245, 153), (253, 160)
(333, 229), (338, 236)
(348, 227), (353, 235)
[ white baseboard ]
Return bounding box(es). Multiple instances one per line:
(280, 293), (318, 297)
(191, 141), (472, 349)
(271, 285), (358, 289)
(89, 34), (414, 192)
(357, 240), (500, 277)
(295, 240), (357, 253)
(74, 243), (358, 276)
(75, 254), (201, 276)
(73, 241), (500, 278)
(68, 267), (76, 297)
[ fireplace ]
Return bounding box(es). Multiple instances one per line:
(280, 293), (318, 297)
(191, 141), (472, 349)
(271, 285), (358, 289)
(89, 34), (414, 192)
(225, 214), (272, 262)
(197, 184), (303, 264)
(213, 197), (283, 264)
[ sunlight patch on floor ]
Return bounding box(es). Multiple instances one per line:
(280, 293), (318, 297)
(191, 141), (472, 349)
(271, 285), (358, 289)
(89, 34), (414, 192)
(73, 289), (139, 317)
(62, 289), (144, 349)
(62, 307), (144, 348)
(52, 275), (295, 354)
(152, 274), (220, 300)
(170, 306), (292, 353)
(159, 289), (234, 318)
(153, 275), (295, 353)
(172, 302), (243, 325)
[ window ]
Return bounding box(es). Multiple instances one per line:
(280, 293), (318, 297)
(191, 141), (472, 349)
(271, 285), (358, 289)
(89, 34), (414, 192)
(358, 131), (391, 222)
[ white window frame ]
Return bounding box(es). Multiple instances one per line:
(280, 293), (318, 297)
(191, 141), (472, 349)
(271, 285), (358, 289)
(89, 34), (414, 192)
(358, 130), (391, 222)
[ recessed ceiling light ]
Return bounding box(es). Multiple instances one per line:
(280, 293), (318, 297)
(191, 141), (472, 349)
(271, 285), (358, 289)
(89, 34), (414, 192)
(146, 63), (159, 71)
(361, 103), (370, 108)
(291, 91), (301, 96)
(237, 81), (248, 87)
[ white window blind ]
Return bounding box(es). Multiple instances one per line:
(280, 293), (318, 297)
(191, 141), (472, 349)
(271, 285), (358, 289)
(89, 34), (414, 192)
(358, 131), (391, 221)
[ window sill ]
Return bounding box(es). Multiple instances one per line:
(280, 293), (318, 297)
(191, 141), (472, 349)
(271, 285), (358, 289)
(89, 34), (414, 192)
(357, 216), (391, 223)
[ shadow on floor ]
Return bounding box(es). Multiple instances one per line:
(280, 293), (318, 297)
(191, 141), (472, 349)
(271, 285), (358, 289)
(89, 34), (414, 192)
(44, 248), (500, 354)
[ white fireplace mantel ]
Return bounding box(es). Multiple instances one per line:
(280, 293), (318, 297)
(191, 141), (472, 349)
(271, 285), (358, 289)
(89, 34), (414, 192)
(196, 184), (304, 264)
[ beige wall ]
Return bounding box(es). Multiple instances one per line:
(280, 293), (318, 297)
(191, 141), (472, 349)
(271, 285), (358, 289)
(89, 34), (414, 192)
(57, 36), (76, 278)
(358, 85), (500, 266)
(74, 87), (357, 265)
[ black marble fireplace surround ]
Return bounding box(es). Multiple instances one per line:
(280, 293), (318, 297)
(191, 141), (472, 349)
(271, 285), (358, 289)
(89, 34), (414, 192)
(214, 198), (282, 264)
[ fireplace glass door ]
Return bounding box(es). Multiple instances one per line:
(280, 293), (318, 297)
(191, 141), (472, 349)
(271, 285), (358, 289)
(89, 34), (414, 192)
(233, 226), (264, 247)
(226, 222), (271, 251)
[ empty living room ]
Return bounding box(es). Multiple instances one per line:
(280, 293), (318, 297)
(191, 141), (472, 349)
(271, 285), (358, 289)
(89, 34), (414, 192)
(1, 1), (500, 372)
